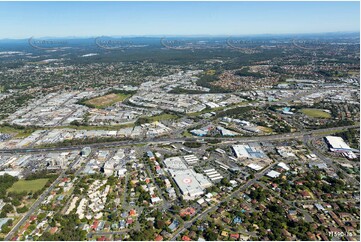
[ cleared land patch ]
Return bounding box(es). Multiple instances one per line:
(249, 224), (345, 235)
(300, 108), (331, 118)
(258, 126), (273, 133)
(136, 113), (178, 125)
(0, 125), (35, 138)
(84, 93), (130, 108)
(7, 179), (49, 193)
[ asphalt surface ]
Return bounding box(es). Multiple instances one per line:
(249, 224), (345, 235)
(4, 156), (82, 241)
(2, 122), (358, 240)
(0, 125), (358, 154)
(169, 161), (277, 240)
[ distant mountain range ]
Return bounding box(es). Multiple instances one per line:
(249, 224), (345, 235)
(0, 31), (359, 42)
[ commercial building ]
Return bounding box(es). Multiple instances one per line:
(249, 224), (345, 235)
(203, 168), (223, 181)
(232, 144), (266, 159)
(81, 147), (91, 157)
(325, 136), (352, 151)
(217, 126), (239, 136)
(266, 170), (281, 178)
(183, 155), (199, 166)
(168, 169), (212, 200)
(164, 157), (188, 170)
(324, 136), (357, 159)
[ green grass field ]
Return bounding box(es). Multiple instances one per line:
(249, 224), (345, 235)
(0, 126), (35, 138)
(84, 93), (130, 109)
(300, 108), (331, 119)
(7, 179), (49, 193)
(147, 113), (178, 122)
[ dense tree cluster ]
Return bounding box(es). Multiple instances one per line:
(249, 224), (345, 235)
(39, 214), (86, 241)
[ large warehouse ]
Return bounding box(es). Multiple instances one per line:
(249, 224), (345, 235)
(325, 136), (352, 151)
(325, 136), (357, 159)
(232, 144), (266, 159)
(168, 169), (212, 200)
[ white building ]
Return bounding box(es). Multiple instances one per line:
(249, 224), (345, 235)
(168, 169), (212, 200)
(266, 170), (281, 178)
(325, 136), (357, 159)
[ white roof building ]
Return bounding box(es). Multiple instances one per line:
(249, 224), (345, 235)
(277, 162), (290, 171)
(0, 170), (21, 177)
(266, 170), (281, 178)
(164, 156), (188, 169)
(183, 155), (199, 165)
(232, 145), (250, 158)
(325, 136), (357, 159)
(325, 136), (351, 150)
(168, 169), (212, 200)
(247, 164), (263, 171)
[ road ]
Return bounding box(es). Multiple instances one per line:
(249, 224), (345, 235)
(144, 161), (170, 209)
(255, 182), (314, 223)
(303, 135), (360, 186)
(4, 155), (83, 241)
(1, 121), (357, 239)
(169, 161), (277, 240)
(0, 125), (357, 154)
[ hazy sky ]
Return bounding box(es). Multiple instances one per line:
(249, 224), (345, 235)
(0, 1), (359, 38)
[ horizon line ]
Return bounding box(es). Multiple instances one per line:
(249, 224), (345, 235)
(0, 31), (359, 41)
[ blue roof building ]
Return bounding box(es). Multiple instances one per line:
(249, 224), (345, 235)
(168, 220), (179, 231)
(233, 217), (242, 224)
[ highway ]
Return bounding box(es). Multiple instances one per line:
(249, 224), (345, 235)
(168, 124), (359, 240)
(0, 125), (358, 154)
(1, 124), (358, 240)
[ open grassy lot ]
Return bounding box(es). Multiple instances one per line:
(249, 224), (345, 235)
(258, 126), (273, 133)
(84, 93), (130, 108)
(136, 113), (179, 125)
(147, 113), (178, 122)
(7, 179), (49, 193)
(0, 125), (35, 138)
(300, 108), (331, 119)
(205, 69), (216, 75)
(182, 130), (193, 137)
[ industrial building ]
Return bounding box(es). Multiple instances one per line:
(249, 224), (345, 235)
(183, 155), (199, 166)
(324, 136), (357, 159)
(203, 168), (223, 181)
(232, 144), (266, 159)
(266, 170), (281, 178)
(81, 147), (92, 157)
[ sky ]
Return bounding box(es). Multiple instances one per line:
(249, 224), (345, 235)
(0, 1), (359, 39)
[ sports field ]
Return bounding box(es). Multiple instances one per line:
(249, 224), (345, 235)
(7, 179), (49, 193)
(300, 108), (331, 118)
(84, 93), (130, 108)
